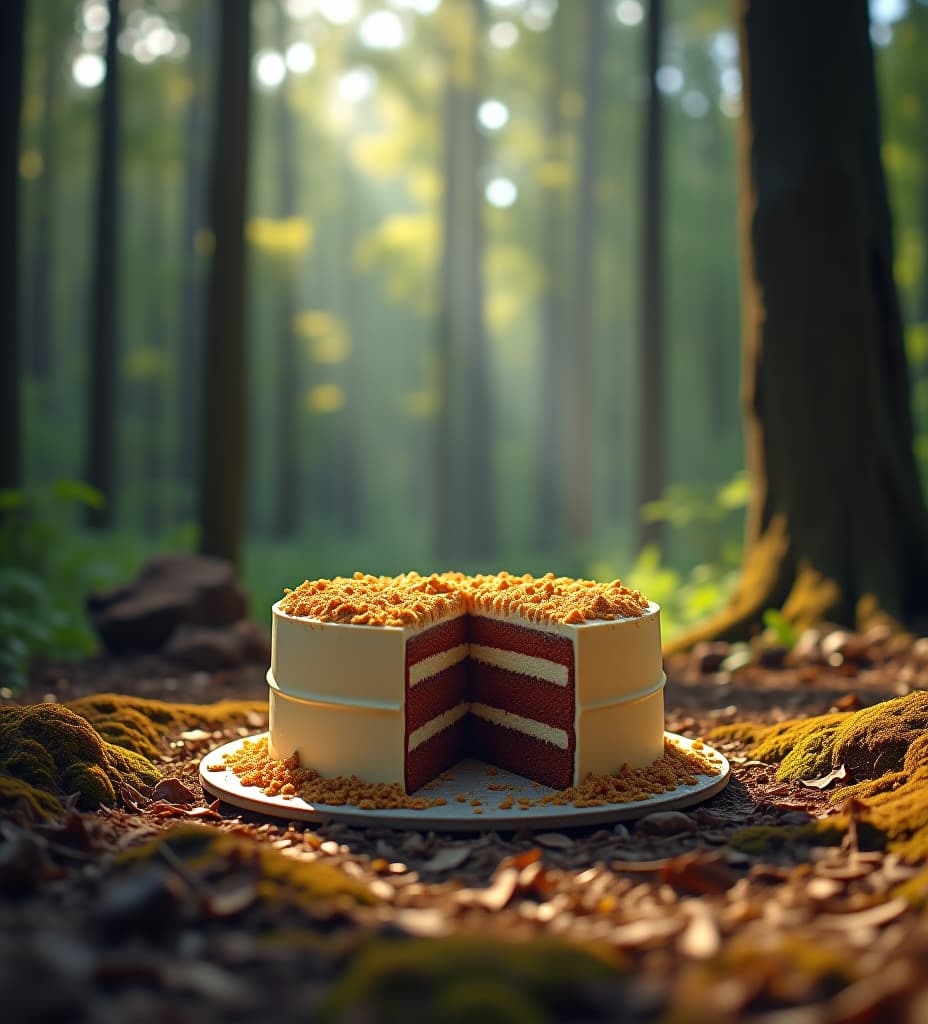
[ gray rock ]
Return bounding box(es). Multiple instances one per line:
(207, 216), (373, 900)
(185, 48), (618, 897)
(636, 811), (696, 835)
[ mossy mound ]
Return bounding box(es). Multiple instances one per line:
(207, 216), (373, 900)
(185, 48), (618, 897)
(316, 935), (619, 1024)
(68, 693), (267, 761)
(715, 692), (928, 863)
(728, 818), (884, 857)
(119, 824), (376, 909)
(0, 703), (162, 818)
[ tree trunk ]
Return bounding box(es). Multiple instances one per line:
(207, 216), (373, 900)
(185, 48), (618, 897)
(565, 0), (604, 546)
(143, 167), (165, 536)
(0, 0), (25, 491)
(85, 0), (121, 527)
(534, 16), (566, 551)
(27, 1), (62, 381)
(434, 0), (494, 562)
(338, 153), (362, 536)
(635, 0), (666, 552)
(667, 0), (928, 652)
(177, 1), (213, 509)
(273, 6), (300, 538)
(197, 0), (251, 568)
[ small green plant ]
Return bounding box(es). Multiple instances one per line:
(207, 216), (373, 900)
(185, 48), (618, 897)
(0, 481), (109, 693)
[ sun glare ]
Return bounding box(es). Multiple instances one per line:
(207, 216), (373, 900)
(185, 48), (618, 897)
(615, 0), (644, 26)
(488, 21), (519, 48)
(359, 10), (407, 49)
(485, 177), (518, 208)
(338, 66), (377, 103)
(286, 41), (316, 74)
(72, 52), (106, 89)
(477, 99), (509, 131)
(255, 50), (287, 90)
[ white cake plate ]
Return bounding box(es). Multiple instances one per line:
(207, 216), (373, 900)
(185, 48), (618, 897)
(199, 732), (729, 832)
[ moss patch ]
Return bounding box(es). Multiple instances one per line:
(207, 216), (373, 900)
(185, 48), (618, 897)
(118, 824), (375, 909)
(68, 694), (267, 761)
(316, 935), (619, 1024)
(716, 692), (928, 863)
(0, 704), (162, 818)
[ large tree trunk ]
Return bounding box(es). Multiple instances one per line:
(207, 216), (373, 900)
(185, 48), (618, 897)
(27, 1), (63, 381)
(434, 0), (494, 562)
(635, 0), (666, 552)
(667, 0), (928, 651)
(177, 1), (213, 511)
(534, 10), (566, 551)
(273, 5), (300, 538)
(85, 0), (121, 527)
(565, 0), (603, 545)
(0, 0), (25, 491)
(197, 0), (251, 567)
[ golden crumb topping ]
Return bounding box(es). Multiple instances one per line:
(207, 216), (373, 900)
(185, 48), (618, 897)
(277, 571), (648, 627)
(278, 572), (467, 627)
(464, 572), (648, 625)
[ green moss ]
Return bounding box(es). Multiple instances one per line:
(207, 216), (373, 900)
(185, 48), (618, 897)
(728, 822), (843, 855)
(721, 693), (928, 863)
(316, 936), (619, 1024)
(118, 824), (376, 909)
(0, 704), (162, 818)
(68, 693), (267, 759)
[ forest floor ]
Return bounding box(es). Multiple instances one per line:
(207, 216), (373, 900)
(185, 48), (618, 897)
(4, 635), (928, 1023)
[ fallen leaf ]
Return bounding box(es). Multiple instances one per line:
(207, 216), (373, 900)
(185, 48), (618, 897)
(817, 898), (908, 931)
(535, 832), (574, 849)
(422, 846), (472, 872)
(457, 867), (520, 911)
(394, 907), (452, 937)
(678, 911), (721, 959)
(151, 778), (198, 806)
(800, 764), (849, 790)
(659, 852), (737, 895)
(202, 877), (258, 918)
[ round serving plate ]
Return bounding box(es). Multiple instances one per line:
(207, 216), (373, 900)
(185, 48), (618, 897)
(199, 732), (730, 832)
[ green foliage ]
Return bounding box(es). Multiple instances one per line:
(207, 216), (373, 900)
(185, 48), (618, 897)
(762, 608), (798, 649)
(0, 481), (107, 691)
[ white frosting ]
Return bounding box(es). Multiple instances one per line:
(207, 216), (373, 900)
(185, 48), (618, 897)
(470, 702), (569, 750)
(269, 598), (665, 787)
(407, 701), (468, 751)
(469, 644), (569, 687)
(408, 644), (469, 687)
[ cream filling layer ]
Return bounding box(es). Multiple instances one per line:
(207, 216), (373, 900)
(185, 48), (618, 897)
(469, 701), (569, 750)
(468, 644), (569, 687)
(408, 644), (469, 687)
(407, 701), (468, 751)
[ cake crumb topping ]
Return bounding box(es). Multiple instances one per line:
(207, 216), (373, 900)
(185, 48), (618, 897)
(220, 737), (719, 812)
(278, 571), (648, 627)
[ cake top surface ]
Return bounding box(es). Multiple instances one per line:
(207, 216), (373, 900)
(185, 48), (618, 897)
(277, 571), (649, 628)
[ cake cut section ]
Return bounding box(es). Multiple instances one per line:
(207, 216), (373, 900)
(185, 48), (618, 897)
(269, 572), (664, 794)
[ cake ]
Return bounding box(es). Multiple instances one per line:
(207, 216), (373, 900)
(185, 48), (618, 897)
(267, 572), (664, 794)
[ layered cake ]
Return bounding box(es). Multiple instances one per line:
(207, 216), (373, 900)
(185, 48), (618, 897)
(268, 572), (664, 793)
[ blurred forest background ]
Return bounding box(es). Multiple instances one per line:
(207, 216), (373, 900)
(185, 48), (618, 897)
(3, 0), (928, 687)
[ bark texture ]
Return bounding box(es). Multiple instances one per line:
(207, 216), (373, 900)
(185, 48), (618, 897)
(635, 0), (666, 551)
(0, 0), (25, 490)
(85, 0), (121, 527)
(667, 0), (928, 651)
(197, 0), (251, 567)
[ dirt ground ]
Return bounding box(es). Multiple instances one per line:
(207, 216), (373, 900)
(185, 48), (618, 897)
(3, 636), (928, 1023)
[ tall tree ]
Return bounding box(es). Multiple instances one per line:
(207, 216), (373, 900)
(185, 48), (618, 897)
(534, 14), (567, 550)
(177, 1), (214, 510)
(272, 5), (300, 538)
(434, 0), (494, 562)
(0, 0), (26, 491)
(197, 0), (251, 567)
(565, 0), (604, 545)
(85, 0), (121, 528)
(669, 0), (928, 650)
(27, 1), (64, 380)
(635, 0), (666, 551)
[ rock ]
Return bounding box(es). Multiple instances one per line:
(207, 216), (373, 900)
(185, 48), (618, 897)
(637, 811), (696, 836)
(164, 625), (245, 671)
(692, 642), (730, 674)
(757, 644), (788, 669)
(88, 554), (247, 654)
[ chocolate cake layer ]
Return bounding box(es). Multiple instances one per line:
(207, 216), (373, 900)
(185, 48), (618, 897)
(405, 714), (467, 793)
(404, 662), (469, 734)
(468, 715), (574, 791)
(468, 663), (574, 728)
(469, 616), (574, 673)
(406, 616), (469, 667)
